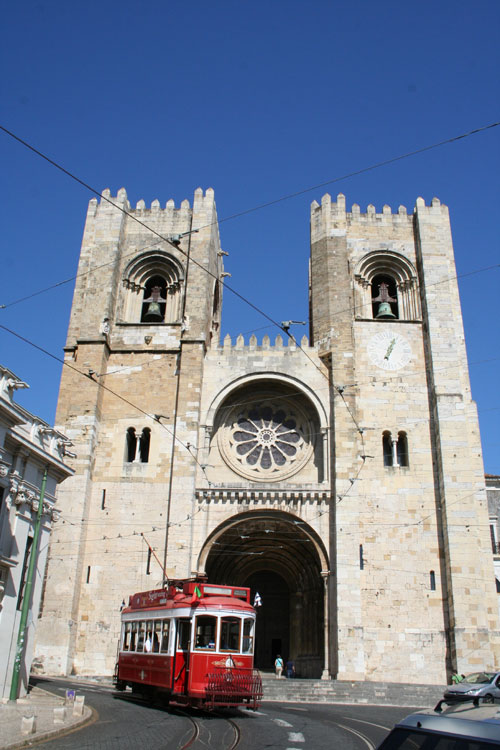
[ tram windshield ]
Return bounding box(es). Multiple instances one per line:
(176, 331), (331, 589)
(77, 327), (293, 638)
(194, 615), (217, 649)
(220, 616), (240, 651)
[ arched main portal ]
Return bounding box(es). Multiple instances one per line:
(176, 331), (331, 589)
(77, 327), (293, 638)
(200, 511), (328, 678)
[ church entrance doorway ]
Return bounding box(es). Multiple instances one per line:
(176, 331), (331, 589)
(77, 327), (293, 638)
(202, 511), (327, 678)
(246, 570), (289, 669)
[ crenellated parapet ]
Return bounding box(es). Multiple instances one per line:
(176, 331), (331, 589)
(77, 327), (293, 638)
(213, 332), (315, 353)
(310, 193), (447, 242)
(87, 185), (216, 219)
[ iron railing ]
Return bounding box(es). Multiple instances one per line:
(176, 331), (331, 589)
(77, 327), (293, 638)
(205, 668), (263, 709)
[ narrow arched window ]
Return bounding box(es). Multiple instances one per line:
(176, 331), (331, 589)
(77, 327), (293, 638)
(126, 428), (137, 462)
(139, 428), (151, 463)
(397, 432), (409, 467)
(383, 431), (393, 467)
(430, 570), (436, 591)
(372, 275), (398, 319)
(141, 275), (167, 323)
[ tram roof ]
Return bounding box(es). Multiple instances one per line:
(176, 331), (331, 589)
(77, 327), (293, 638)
(124, 580), (254, 613)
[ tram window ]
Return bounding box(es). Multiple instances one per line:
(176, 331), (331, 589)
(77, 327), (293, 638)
(242, 618), (254, 654)
(220, 616), (240, 651)
(130, 622), (137, 651)
(122, 623), (131, 651)
(194, 615), (217, 649)
(137, 622), (146, 652)
(160, 621), (170, 653)
(153, 621), (161, 653)
(145, 621), (153, 652)
(177, 619), (191, 651)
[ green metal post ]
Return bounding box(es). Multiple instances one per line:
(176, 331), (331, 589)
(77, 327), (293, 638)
(9, 467), (47, 701)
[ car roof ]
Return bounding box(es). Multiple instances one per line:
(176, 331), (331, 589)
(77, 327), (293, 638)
(396, 703), (500, 744)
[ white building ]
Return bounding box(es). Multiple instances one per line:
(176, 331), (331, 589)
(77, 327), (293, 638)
(487, 474), (500, 617)
(0, 365), (73, 699)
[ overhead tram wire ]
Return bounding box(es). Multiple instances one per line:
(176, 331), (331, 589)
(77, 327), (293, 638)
(215, 121), (500, 225)
(0, 322), (212, 485)
(0, 318), (364, 509)
(0, 123), (284, 333)
(1, 121), (499, 316)
(0, 130), (349, 445)
(1, 121), (498, 392)
(0, 128), (332, 401)
(2, 122), (498, 505)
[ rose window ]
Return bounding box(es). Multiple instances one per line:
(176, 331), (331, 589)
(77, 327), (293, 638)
(219, 398), (314, 481)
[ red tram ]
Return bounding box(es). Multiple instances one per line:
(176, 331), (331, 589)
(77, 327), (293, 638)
(114, 579), (263, 709)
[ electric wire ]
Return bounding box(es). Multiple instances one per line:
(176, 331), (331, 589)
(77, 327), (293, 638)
(1, 122), (498, 447)
(1, 120), (498, 312)
(0, 322), (212, 482)
(1, 122), (498, 539)
(1, 120), (498, 392)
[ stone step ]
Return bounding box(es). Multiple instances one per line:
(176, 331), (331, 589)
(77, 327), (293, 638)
(259, 676), (445, 706)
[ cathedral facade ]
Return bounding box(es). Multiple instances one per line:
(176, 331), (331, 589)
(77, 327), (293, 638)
(35, 188), (500, 682)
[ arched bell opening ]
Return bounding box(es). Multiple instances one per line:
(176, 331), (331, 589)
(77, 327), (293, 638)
(354, 250), (421, 321)
(371, 274), (398, 319)
(201, 511), (328, 678)
(141, 275), (167, 322)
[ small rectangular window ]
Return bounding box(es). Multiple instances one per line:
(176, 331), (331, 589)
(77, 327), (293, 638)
(145, 622), (153, 652)
(153, 621), (161, 652)
(383, 433), (393, 467)
(160, 621), (170, 653)
(17, 536), (33, 610)
(242, 618), (254, 654)
(137, 622), (146, 652)
(122, 623), (131, 651)
(177, 619), (191, 651)
(490, 522), (498, 554)
(130, 622), (137, 651)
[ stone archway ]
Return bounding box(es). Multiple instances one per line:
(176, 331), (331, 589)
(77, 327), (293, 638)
(201, 511), (328, 678)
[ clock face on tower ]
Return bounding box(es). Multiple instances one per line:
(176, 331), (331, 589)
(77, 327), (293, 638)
(367, 330), (412, 371)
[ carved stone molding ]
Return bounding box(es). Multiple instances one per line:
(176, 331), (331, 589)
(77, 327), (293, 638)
(195, 488), (330, 505)
(4, 473), (57, 521)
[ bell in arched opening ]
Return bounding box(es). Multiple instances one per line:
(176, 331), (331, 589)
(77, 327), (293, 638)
(372, 280), (398, 319)
(142, 284), (166, 322)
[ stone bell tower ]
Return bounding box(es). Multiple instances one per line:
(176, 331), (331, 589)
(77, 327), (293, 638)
(309, 193), (500, 679)
(36, 187), (224, 675)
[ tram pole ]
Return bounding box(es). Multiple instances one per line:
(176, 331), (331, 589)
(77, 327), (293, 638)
(9, 467), (48, 701)
(162, 221), (195, 579)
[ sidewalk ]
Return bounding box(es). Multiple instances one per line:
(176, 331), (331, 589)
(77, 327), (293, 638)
(0, 685), (93, 750)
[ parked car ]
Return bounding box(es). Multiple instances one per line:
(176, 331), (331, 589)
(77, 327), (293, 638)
(377, 702), (500, 749)
(444, 672), (500, 703)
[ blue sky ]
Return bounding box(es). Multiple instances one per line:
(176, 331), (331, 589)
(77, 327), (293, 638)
(1, 1), (499, 472)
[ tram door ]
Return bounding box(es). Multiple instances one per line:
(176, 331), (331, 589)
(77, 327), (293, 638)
(173, 618), (191, 694)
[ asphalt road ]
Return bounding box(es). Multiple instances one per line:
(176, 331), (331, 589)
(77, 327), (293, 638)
(35, 678), (419, 750)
